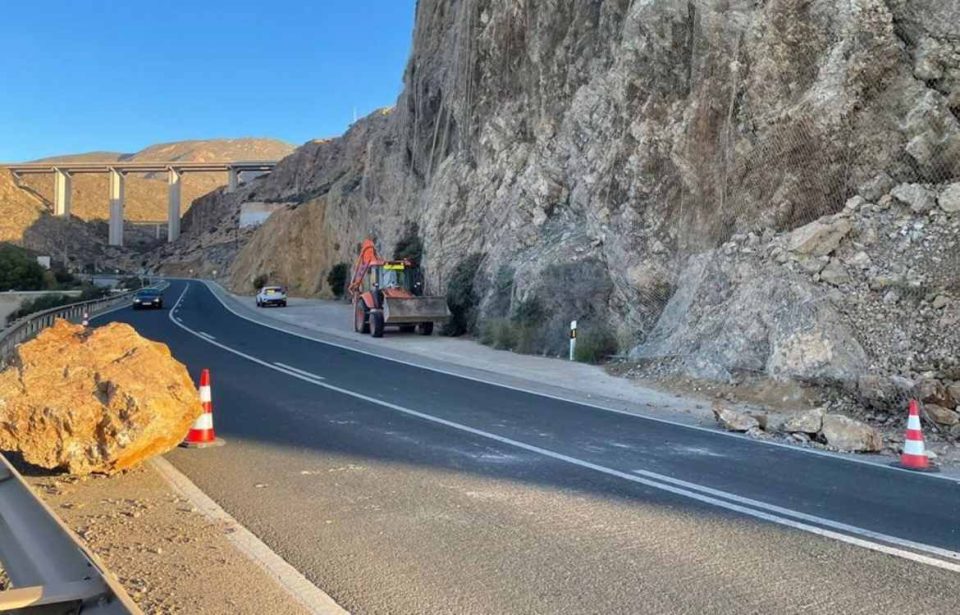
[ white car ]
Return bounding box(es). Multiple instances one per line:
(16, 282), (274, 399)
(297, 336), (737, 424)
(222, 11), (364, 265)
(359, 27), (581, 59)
(256, 286), (287, 308)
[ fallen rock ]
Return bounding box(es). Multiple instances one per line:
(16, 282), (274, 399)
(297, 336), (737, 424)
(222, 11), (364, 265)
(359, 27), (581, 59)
(819, 259), (850, 287)
(820, 414), (883, 452)
(753, 413), (787, 433)
(923, 404), (960, 427)
(0, 320), (202, 475)
(918, 378), (951, 407)
(783, 408), (824, 434)
(858, 173), (895, 202)
(787, 218), (853, 256)
(947, 383), (960, 407)
(891, 183), (936, 213)
(713, 403), (759, 432)
(938, 183), (960, 213)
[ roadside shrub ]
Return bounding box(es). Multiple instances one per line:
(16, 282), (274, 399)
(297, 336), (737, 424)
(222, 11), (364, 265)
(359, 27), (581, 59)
(326, 263), (350, 298)
(479, 318), (518, 350)
(0, 243), (45, 291)
(573, 325), (619, 364)
(487, 265), (514, 318)
(443, 253), (484, 336)
(119, 276), (144, 290)
(252, 273), (268, 291)
(53, 268), (80, 288)
(393, 221), (423, 264)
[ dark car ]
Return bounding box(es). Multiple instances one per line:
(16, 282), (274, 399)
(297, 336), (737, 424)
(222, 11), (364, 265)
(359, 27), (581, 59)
(133, 288), (164, 310)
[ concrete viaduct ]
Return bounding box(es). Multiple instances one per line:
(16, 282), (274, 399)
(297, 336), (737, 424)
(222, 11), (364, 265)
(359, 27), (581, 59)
(0, 160), (277, 245)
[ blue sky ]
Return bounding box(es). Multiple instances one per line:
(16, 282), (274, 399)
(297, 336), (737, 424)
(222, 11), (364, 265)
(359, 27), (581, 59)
(0, 0), (416, 161)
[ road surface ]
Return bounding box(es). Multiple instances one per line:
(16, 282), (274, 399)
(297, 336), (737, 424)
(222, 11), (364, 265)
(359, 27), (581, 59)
(99, 279), (960, 614)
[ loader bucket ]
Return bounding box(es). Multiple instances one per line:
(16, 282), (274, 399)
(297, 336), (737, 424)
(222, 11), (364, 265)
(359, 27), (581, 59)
(383, 296), (452, 324)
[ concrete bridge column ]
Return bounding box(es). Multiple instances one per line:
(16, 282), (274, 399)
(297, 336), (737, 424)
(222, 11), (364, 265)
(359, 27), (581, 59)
(167, 168), (181, 242)
(226, 167), (239, 193)
(108, 168), (125, 246)
(53, 168), (72, 217)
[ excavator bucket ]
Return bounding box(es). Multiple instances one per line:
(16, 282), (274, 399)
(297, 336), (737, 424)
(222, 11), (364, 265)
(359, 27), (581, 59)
(383, 296), (452, 324)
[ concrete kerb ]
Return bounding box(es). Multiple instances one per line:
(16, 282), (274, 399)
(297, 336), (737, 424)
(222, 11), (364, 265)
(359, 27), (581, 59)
(195, 278), (960, 485)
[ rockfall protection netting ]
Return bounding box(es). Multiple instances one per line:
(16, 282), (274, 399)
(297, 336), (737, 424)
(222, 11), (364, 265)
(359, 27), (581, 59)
(421, 1), (960, 443)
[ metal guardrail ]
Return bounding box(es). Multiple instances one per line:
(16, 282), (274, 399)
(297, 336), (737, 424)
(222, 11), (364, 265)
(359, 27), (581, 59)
(0, 291), (134, 368)
(0, 456), (141, 614)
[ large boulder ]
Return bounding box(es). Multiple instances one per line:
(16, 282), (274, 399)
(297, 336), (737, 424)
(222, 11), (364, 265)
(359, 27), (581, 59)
(786, 218), (853, 257)
(632, 256), (868, 385)
(0, 320), (202, 475)
(712, 403), (759, 432)
(924, 404), (960, 427)
(891, 183), (936, 213)
(782, 408), (824, 435)
(939, 183), (960, 214)
(820, 415), (883, 453)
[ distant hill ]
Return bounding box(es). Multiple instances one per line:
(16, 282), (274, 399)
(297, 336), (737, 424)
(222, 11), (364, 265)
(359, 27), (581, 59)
(17, 138), (294, 223)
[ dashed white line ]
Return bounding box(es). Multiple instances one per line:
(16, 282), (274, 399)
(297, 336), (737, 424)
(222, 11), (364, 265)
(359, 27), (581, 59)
(197, 331), (216, 341)
(275, 362), (326, 381)
(165, 282), (960, 574)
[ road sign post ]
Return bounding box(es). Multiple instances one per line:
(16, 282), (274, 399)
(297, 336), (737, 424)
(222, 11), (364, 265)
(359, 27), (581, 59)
(569, 320), (577, 361)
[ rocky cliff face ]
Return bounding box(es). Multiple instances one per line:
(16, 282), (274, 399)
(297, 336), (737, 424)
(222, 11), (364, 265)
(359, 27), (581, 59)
(186, 0), (959, 407)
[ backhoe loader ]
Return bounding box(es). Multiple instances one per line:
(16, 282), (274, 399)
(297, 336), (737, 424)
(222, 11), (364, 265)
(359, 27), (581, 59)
(348, 238), (451, 338)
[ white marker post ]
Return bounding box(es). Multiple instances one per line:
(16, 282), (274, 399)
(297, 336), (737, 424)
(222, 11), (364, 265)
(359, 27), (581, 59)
(569, 320), (578, 361)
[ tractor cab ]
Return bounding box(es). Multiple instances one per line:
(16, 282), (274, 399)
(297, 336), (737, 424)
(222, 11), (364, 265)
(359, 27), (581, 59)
(366, 261), (423, 297)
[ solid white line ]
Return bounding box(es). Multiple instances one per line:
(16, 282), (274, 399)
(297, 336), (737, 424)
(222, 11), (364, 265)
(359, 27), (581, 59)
(166, 282), (960, 574)
(629, 467), (960, 563)
(150, 457), (347, 615)
(196, 279), (960, 484)
(275, 362), (327, 381)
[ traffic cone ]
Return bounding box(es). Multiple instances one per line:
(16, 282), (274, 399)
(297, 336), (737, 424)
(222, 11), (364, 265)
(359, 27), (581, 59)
(181, 369), (225, 448)
(892, 400), (937, 472)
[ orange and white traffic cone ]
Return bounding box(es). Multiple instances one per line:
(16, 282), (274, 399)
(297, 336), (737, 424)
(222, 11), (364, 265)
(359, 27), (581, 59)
(181, 368), (225, 448)
(892, 400), (937, 472)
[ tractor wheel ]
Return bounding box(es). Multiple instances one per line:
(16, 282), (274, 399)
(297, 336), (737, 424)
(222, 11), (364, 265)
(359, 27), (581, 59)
(418, 321), (434, 336)
(370, 312), (385, 338)
(355, 302), (370, 334)
(399, 324), (416, 334)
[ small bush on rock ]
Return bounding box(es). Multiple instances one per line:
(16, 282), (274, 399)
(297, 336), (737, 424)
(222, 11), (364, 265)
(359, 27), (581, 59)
(252, 273), (269, 291)
(326, 263), (350, 298)
(443, 253), (484, 336)
(574, 325), (619, 364)
(393, 221), (424, 264)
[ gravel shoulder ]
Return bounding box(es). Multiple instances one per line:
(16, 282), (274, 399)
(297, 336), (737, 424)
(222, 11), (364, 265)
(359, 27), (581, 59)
(21, 460), (309, 615)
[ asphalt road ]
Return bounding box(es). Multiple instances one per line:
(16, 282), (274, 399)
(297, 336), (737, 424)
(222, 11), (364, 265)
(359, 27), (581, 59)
(100, 280), (960, 614)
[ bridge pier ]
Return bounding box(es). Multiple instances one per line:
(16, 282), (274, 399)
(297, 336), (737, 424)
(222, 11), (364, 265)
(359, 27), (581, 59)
(108, 169), (125, 246)
(167, 168), (181, 242)
(226, 167), (239, 193)
(53, 169), (72, 217)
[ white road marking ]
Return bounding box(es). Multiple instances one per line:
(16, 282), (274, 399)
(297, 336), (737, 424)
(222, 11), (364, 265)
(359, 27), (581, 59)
(195, 279), (960, 484)
(150, 458), (346, 615)
(275, 362), (326, 381)
(165, 282), (960, 574)
(197, 331), (216, 341)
